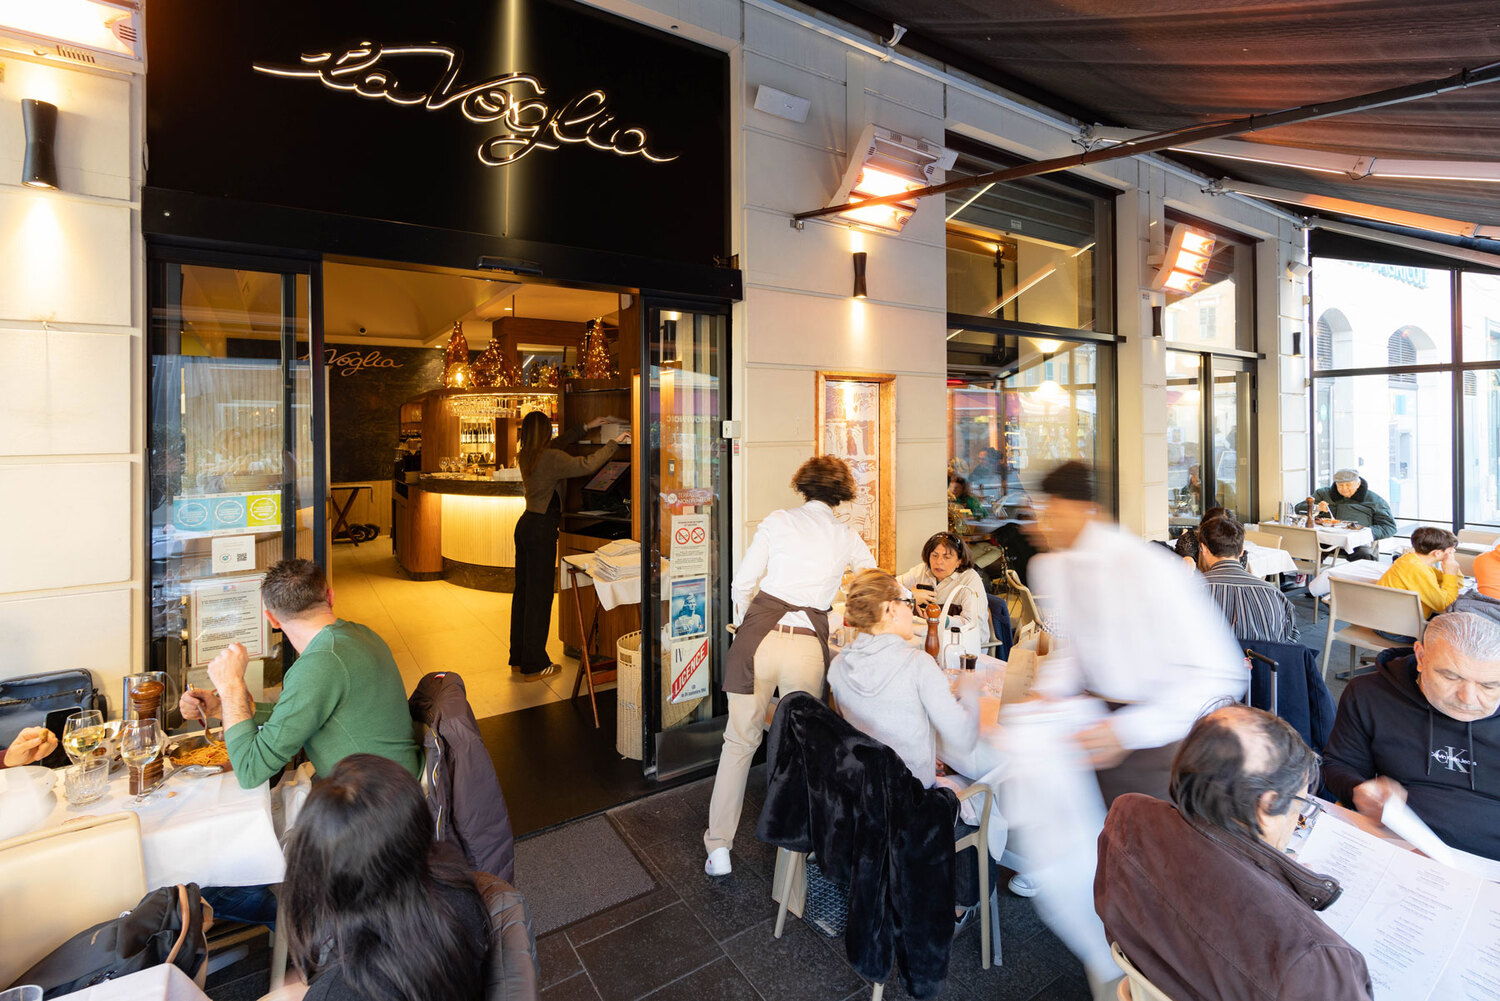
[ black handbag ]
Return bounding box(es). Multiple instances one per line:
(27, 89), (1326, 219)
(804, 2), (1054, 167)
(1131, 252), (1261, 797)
(803, 857), (850, 938)
(8, 884), (209, 998)
(0, 670), (105, 769)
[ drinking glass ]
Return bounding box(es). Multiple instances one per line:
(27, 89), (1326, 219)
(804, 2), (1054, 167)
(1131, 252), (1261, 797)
(61, 709), (106, 765)
(0, 985), (45, 1001)
(120, 718), (164, 798)
(63, 757), (110, 806)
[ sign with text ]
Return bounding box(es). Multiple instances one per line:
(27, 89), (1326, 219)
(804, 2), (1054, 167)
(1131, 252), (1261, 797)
(670, 637), (709, 705)
(173, 491), (282, 537)
(190, 574), (272, 667)
(669, 513), (709, 579)
(211, 534), (257, 573)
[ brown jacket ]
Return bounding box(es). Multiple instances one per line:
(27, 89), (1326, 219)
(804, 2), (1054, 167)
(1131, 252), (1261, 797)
(522, 425), (619, 514)
(1095, 794), (1372, 1001)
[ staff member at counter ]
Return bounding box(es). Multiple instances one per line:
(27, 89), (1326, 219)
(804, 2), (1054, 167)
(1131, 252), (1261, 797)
(512, 412), (627, 680)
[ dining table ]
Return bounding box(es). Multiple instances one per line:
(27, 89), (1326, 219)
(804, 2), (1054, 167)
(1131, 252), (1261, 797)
(1242, 540), (1297, 581)
(1259, 519), (1375, 554)
(35, 760), (285, 889)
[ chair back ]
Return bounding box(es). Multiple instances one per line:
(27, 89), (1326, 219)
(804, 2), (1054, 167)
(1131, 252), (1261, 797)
(1458, 549), (1478, 577)
(1329, 578), (1426, 640)
(1111, 942), (1179, 1001)
(1006, 569), (1045, 636)
(1458, 528), (1500, 546)
(1242, 529), (1282, 550)
(0, 811), (147, 987)
(1272, 524), (1324, 568)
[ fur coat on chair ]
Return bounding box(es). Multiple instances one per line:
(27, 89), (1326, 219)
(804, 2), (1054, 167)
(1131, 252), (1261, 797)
(755, 692), (958, 998)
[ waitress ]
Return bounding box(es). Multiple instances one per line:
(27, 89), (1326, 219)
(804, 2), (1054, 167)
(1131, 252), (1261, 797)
(511, 411), (626, 680)
(703, 455), (875, 876)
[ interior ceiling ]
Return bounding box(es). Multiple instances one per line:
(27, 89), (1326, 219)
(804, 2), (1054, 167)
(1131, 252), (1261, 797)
(801, 0), (1500, 233)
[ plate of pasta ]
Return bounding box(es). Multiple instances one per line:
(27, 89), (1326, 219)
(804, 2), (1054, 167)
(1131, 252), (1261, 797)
(167, 735), (232, 771)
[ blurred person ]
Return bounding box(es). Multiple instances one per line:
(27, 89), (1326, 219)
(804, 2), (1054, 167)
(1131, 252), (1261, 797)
(1021, 460), (1246, 999)
(1198, 513), (1300, 644)
(898, 532), (990, 639)
(1322, 612), (1500, 859)
(949, 476), (988, 520)
(828, 569), (991, 928)
(704, 456), (875, 876)
(1295, 469), (1396, 561)
(1378, 526), (1463, 619)
(1, 725), (57, 768)
(182, 559), (421, 791)
(281, 754), (489, 1001)
(1097, 706), (1372, 1001)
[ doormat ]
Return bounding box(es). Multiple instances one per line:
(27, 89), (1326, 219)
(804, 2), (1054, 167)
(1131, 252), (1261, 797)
(513, 814), (658, 936)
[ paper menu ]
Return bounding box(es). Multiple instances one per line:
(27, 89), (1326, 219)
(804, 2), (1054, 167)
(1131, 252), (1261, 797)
(1296, 814), (1499, 1000)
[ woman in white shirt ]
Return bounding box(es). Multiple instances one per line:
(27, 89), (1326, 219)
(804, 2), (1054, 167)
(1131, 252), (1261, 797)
(898, 532), (990, 642)
(703, 456), (875, 877)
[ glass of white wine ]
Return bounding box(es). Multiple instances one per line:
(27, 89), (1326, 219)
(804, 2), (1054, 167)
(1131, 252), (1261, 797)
(61, 710), (106, 765)
(120, 718), (164, 799)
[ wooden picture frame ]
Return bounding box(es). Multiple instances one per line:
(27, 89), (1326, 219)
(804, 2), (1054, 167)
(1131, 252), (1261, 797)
(814, 371), (896, 569)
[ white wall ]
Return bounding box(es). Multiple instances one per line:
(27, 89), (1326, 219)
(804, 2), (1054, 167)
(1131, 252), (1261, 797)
(0, 52), (144, 710)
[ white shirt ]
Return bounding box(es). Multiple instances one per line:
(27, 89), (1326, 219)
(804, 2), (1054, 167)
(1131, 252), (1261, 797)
(897, 564), (990, 633)
(1029, 521), (1247, 751)
(732, 500), (876, 629)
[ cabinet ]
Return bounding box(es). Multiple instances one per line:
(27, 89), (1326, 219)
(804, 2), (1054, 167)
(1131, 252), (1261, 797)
(393, 485), (442, 577)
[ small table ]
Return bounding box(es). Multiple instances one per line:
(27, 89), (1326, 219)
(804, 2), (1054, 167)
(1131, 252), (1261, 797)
(1243, 541), (1297, 581)
(560, 554), (641, 728)
(1261, 520), (1375, 555)
(38, 766), (284, 888)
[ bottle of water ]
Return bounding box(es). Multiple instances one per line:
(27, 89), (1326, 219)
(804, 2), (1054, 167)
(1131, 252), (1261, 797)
(945, 626), (963, 672)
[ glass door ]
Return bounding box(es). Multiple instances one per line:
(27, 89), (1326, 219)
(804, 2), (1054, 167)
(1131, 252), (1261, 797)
(640, 301), (730, 778)
(146, 253), (324, 712)
(1211, 359), (1255, 521)
(1167, 350), (1203, 532)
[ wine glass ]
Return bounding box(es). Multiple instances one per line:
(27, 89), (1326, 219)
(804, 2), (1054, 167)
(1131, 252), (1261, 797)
(62, 709), (106, 765)
(120, 719), (164, 800)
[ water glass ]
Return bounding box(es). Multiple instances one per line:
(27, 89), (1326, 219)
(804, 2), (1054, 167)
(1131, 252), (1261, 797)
(121, 718), (164, 798)
(0, 985), (45, 1001)
(63, 757), (110, 806)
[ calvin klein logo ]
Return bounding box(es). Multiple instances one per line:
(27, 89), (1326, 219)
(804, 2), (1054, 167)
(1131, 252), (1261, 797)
(1431, 746), (1474, 773)
(253, 41), (678, 167)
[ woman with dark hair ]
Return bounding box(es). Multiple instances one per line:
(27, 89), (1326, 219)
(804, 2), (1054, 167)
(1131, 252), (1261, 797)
(282, 754), (489, 1001)
(898, 532), (990, 643)
(703, 455), (875, 876)
(512, 410), (627, 679)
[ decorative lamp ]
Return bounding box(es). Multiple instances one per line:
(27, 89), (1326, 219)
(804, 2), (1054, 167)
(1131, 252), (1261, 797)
(580, 318), (616, 381)
(852, 252), (868, 298)
(22, 99), (60, 189)
(441, 321), (472, 388)
(470, 340), (505, 388)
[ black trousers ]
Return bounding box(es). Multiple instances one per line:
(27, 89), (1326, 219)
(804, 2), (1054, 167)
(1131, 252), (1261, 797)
(511, 508), (561, 672)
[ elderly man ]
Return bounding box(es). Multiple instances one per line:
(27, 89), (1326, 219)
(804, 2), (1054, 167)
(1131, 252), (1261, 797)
(1295, 469), (1396, 561)
(181, 558), (421, 791)
(1323, 611), (1500, 859)
(1197, 513), (1300, 644)
(1096, 706), (1372, 1001)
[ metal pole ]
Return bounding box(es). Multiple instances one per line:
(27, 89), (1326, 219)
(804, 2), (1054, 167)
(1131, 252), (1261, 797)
(794, 61), (1500, 224)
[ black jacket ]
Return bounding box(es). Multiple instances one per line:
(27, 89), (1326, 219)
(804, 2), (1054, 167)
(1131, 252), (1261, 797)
(756, 693), (958, 999)
(1242, 639), (1337, 752)
(409, 672), (517, 883)
(1322, 648), (1500, 859)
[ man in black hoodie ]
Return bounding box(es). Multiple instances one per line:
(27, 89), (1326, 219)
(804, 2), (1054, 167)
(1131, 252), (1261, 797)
(1323, 611), (1500, 859)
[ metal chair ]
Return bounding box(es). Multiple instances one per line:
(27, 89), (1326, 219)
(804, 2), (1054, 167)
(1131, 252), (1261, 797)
(1005, 569), (1046, 640)
(1111, 942), (1179, 1001)
(1320, 578), (1426, 682)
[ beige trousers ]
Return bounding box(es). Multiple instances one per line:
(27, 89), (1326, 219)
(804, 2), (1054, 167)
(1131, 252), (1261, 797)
(703, 630), (826, 854)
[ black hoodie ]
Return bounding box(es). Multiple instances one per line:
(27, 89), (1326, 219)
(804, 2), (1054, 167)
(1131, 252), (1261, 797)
(1323, 648), (1500, 859)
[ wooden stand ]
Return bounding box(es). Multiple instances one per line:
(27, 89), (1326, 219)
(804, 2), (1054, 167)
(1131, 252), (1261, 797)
(564, 562), (634, 728)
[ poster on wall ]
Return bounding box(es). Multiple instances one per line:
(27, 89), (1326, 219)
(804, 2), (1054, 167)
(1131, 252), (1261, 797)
(816, 373), (894, 567)
(669, 513), (710, 579)
(173, 490), (281, 537)
(668, 575), (707, 639)
(190, 574), (271, 666)
(670, 637), (710, 704)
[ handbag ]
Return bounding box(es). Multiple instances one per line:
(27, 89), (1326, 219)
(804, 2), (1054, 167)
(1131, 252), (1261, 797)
(802, 857), (850, 938)
(9, 884), (209, 997)
(0, 670), (105, 769)
(936, 582), (985, 660)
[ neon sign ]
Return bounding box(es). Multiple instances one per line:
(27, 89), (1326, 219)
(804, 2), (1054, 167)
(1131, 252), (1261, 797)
(253, 41), (679, 166)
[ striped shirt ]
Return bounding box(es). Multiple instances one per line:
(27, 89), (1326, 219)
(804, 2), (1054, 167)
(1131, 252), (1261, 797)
(1201, 558), (1301, 644)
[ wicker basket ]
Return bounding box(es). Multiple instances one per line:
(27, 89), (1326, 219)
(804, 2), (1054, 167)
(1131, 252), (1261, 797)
(616, 631), (644, 760)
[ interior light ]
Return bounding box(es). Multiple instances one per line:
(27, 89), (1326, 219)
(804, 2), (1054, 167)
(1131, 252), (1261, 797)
(852, 252), (868, 299)
(1032, 339), (1062, 355)
(1161, 270), (1204, 295)
(21, 99), (59, 189)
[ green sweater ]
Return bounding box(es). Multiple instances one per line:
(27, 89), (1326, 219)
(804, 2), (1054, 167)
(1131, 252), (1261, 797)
(225, 620), (422, 789)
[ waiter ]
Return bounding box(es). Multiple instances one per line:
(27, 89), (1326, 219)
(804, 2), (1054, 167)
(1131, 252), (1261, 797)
(702, 455), (874, 877)
(1021, 460), (1246, 1001)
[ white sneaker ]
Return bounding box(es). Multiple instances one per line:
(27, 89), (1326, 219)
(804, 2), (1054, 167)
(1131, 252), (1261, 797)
(1008, 874), (1039, 897)
(705, 847), (732, 876)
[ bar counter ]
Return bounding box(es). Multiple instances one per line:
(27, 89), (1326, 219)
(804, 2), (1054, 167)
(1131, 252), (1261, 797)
(394, 474), (528, 591)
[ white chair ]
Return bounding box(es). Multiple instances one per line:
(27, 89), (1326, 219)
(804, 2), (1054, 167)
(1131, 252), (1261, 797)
(1274, 524), (1337, 623)
(1242, 529), (1282, 550)
(1458, 528), (1500, 546)
(0, 811), (147, 988)
(1006, 570), (1046, 640)
(1112, 942), (1178, 1001)
(1320, 578), (1427, 682)
(1458, 549), (1478, 577)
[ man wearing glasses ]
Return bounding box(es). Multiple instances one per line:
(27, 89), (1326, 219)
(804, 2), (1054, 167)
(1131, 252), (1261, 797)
(1096, 705), (1372, 1001)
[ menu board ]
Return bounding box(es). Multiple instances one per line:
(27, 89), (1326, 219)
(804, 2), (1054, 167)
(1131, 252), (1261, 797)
(819, 376), (886, 563)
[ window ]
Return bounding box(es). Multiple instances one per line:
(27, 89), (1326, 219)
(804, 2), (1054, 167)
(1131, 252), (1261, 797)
(1161, 217), (1255, 351)
(1309, 244), (1500, 531)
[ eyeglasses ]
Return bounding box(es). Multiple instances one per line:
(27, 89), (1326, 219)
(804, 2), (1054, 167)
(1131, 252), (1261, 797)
(1291, 793), (1324, 833)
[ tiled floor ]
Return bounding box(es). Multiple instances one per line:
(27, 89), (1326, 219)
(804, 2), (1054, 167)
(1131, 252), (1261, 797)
(539, 766), (1091, 1001)
(329, 540), (592, 717)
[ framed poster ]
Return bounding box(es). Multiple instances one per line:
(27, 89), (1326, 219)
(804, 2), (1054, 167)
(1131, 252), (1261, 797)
(189, 574), (272, 667)
(815, 371), (896, 569)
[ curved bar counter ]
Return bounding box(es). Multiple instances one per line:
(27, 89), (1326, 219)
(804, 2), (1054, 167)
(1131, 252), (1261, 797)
(398, 474), (528, 591)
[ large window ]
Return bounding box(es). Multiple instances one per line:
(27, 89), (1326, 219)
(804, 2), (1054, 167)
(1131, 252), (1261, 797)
(1312, 250), (1500, 530)
(1161, 222), (1255, 351)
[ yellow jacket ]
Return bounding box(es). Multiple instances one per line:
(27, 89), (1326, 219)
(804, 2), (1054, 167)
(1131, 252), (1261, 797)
(1377, 552), (1461, 618)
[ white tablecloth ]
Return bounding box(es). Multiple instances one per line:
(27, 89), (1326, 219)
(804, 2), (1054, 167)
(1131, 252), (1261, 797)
(1261, 521), (1374, 554)
(560, 552), (642, 611)
(1243, 541), (1297, 580)
(53, 964), (209, 1001)
(39, 767), (284, 888)
(1309, 557), (1477, 600)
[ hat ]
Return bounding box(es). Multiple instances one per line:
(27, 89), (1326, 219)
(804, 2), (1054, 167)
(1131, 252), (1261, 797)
(1333, 469), (1360, 484)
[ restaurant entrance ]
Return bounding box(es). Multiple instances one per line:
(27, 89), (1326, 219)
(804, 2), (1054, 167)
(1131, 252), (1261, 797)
(146, 250), (733, 828)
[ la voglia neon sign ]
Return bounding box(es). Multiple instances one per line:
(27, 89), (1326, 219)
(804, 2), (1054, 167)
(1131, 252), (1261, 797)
(253, 41), (679, 167)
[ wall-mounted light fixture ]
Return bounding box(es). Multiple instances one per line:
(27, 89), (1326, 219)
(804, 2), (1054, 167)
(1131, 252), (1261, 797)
(1150, 224), (1216, 295)
(852, 252), (868, 299)
(826, 125), (956, 233)
(21, 99), (59, 189)
(1286, 261), (1313, 280)
(1291, 331), (1303, 358)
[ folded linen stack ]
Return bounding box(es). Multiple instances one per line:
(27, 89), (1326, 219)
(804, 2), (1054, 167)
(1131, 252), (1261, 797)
(593, 539), (641, 582)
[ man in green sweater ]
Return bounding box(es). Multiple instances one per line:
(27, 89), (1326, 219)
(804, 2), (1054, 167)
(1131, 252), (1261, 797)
(181, 559), (421, 790)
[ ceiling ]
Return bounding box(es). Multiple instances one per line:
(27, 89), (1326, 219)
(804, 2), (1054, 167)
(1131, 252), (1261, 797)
(801, 0), (1500, 235)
